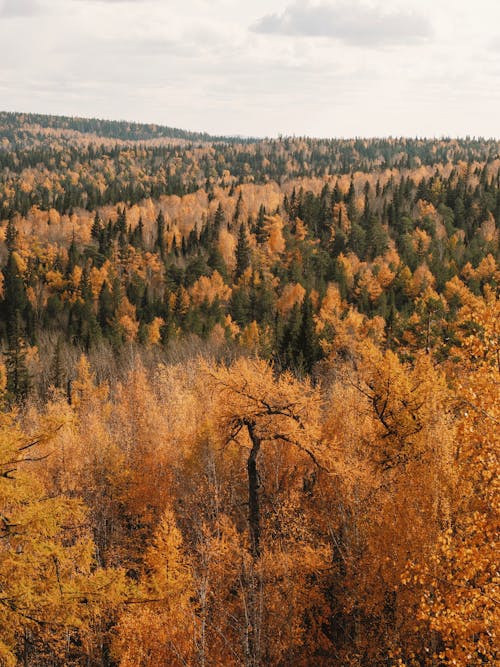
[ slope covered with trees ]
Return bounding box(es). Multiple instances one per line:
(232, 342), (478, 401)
(0, 112), (498, 666)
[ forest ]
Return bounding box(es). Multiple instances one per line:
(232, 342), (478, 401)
(0, 112), (498, 666)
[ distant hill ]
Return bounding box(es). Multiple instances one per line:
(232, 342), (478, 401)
(0, 110), (254, 144)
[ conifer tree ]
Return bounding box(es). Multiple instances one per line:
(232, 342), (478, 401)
(297, 292), (320, 374)
(214, 202), (225, 232)
(254, 204), (269, 244)
(235, 222), (251, 279)
(67, 232), (79, 275)
(91, 211), (102, 240)
(155, 211), (166, 259)
(5, 310), (29, 402)
(233, 190), (243, 222)
(5, 213), (18, 252)
(98, 281), (114, 335)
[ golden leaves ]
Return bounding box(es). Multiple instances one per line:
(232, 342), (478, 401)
(190, 270), (232, 307)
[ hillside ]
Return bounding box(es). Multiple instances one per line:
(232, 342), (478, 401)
(0, 112), (498, 667)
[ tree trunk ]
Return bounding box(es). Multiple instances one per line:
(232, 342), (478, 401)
(245, 419), (261, 560)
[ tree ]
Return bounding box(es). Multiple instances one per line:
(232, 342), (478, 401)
(296, 292), (320, 374)
(155, 211), (166, 260)
(254, 205), (269, 244)
(67, 233), (79, 276)
(404, 285), (499, 666)
(318, 337), (457, 664)
(131, 216), (144, 249)
(2, 251), (30, 342)
(0, 411), (124, 665)
(203, 358), (331, 664)
(205, 358), (324, 558)
(5, 213), (18, 253)
(5, 311), (29, 402)
(235, 222), (251, 279)
(91, 211), (103, 240)
(113, 508), (196, 667)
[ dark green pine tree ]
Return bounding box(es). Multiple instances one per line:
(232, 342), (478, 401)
(331, 180), (342, 206)
(91, 212), (103, 240)
(2, 251), (30, 341)
(254, 205), (269, 244)
(98, 224), (112, 257)
(171, 235), (179, 257)
(346, 177), (358, 223)
(229, 285), (251, 327)
(68, 265), (101, 350)
(207, 243), (228, 279)
(98, 281), (114, 336)
(233, 190), (243, 223)
(67, 233), (79, 276)
(361, 181), (371, 227)
(131, 217), (145, 249)
(494, 191), (500, 226)
(296, 293), (320, 374)
(5, 213), (18, 252)
(116, 207), (127, 236)
(214, 203), (225, 232)
(235, 223), (251, 279)
(5, 311), (30, 403)
(155, 211), (166, 259)
(250, 272), (275, 325)
(186, 227), (199, 253)
(279, 302), (302, 371)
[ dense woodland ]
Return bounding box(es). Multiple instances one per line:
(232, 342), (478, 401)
(0, 112), (498, 666)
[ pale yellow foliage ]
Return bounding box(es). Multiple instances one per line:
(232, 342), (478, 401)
(407, 264), (435, 298)
(218, 228), (236, 268)
(116, 297), (139, 342)
(190, 270), (231, 306)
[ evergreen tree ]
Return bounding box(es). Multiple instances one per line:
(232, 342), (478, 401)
(235, 223), (251, 279)
(233, 190), (243, 222)
(250, 272), (275, 325)
(230, 286), (251, 326)
(91, 212), (103, 241)
(207, 244), (228, 279)
(5, 311), (29, 402)
(346, 177), (357, 222)
(98, 281), (114, 335)
(186, 227), (199, 253)
(155, 211), (166, 259)
(296, 293), (320, 374)
(116, 207), (127, 236)
(2, 251), (30, 342)
(67, 233), (79, 275)
(279, 302), (302, 371)
(214, 202), (225, 232)
(5, 214), (18, 252)
(254, 205), (269, 244)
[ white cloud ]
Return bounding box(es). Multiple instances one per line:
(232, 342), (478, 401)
(252, 1), (432, 47)
(0, 0), (41, 17)
(72, 0), (155, 3)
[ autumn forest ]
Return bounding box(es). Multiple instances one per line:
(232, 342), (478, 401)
(0, 111), (498, 666)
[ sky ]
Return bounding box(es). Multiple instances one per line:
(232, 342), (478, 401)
(0, 0), (499, 138)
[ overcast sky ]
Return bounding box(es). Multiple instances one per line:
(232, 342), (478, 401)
(0, 0), (499, 138)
